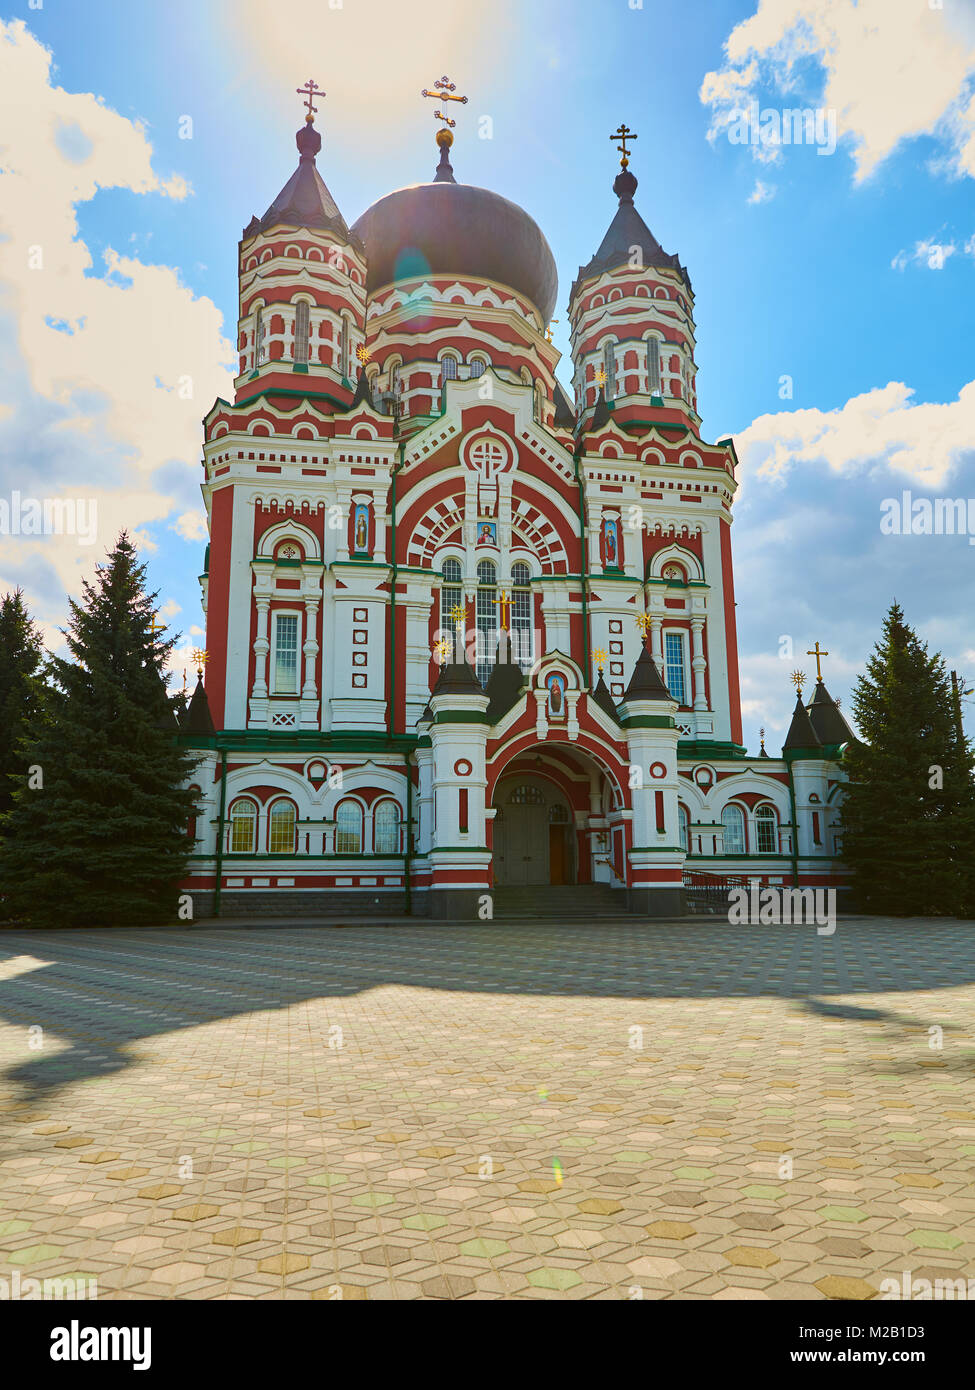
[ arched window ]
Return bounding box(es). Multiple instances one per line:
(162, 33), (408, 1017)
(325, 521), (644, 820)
(268, 801), (296, 853)
(602, 338), (616, 396)
(254, 308), (266, 368)
(468, 356), (487, 378)
(721, 804), (745, 855)
(533, 380), (543, 423)
(440, 557), (463, 655)
(229, 798), (257, 854)
(335, 801), (363, 854)
(510, 784), (545, 805)
(646, 337), (661, 395)
(511, 561), (533, 671)
(548, 803), (570, 824)
(389, 360), (401, 394)
(374, 801), (401, 854)
(678, 804), (690, 853)
(756, 805), (778, 853)
(475, 559), (497, 686)
(294, 300), (310, 364)
(440, 355), (458, 385)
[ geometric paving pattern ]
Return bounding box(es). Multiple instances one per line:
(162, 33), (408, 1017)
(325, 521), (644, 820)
(1, 917), (974, 1299)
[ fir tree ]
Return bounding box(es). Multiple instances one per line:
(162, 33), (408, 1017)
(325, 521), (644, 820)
(0, 589), (45, 822)
(841, 602), (974, 916)
(0, 534), (199, 927)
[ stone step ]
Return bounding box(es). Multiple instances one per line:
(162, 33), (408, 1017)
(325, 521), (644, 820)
(491, 885), (626, 919)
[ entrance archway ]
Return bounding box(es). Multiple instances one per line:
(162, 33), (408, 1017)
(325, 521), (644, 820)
(492, 775), (575, 886)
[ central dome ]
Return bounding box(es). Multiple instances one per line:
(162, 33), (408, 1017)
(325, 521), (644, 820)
(351, 179), (558, 325)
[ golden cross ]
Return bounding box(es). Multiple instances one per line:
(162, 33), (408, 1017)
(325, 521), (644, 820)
(449, 603), (466, 631)
(610, 122), (638, 169)
(791, 669), (806, 694)
(150, 613), (166, 636)
(192, 647), (209, 677)
(494, 589), (511, 632)
(807, 642), (829, 681)
(433, 637), (452, 664)
(546, 319), (559, 345)
(595, 367), (607, 388)
(593, 647), (608, 674)
(759, 725), (766, 749)
(421, 75), (468, 130)
(635, 613), (652, 638)
(181, 669), (188, 696)
(296, 78), (325, 122)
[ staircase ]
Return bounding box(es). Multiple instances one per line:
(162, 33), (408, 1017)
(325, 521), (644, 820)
(491, 883), (627, 921)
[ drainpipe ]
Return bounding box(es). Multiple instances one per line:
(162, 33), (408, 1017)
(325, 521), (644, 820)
(403, 750), (413, 916)
(573, 444), (591, 677)
(213, 746), (228, 918)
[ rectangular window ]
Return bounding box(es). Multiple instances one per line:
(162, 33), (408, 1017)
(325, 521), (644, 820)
(511, 586), (533, 672)
(664, 631), (687, 705)
(647, 340), (660, 394)
(294, 301), (309, 364)
(273, 613), (300, 695)
(255, 309), (265, 367)
(475, 587), (497, 686)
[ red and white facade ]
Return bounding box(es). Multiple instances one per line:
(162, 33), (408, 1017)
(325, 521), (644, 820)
(179, 111), (850, 918)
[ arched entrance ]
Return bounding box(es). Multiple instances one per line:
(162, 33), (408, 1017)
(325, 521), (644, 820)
(492, 775), (575, 886)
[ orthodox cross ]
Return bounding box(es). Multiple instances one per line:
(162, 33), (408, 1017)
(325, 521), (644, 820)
(150, 613), (166, 636)
(759, 725), (766, 752)
(433, 637), (452, 664)
(192, 647), (209, 678)
(449, 603), (466, 632)
(593, 647), (608, 676)
(791, 669), (806, 694)
(635, 613), (652, 639)
(806, 642), (829, 681)
(296, 79), (325, 121)
(595, 367), (607, 388)
(422, 75), (468, 130)
(610, 122), (638, 168)
(494, 590), (511, 632)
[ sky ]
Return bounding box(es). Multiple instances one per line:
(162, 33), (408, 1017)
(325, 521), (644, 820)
(0, 0), (973, 752)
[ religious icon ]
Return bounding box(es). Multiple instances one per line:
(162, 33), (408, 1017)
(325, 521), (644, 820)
(354, 503), (369, 553)
(602, 516), (619, 568)
(547, 673), (566, 718)
(477, 521), (497, 546)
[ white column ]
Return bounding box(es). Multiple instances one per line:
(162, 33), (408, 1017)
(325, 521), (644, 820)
(252, 598), (270, 699)
(302, 600), (319, 701)
(650, 616), (664, 672)
(691, 618), (708, 711)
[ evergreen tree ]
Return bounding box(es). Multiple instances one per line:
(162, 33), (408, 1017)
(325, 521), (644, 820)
(0, 589), (45, 822)
(841, 602), (974, 916)
(0, 534), (199, 927)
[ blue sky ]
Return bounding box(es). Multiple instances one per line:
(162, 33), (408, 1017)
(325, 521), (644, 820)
(1, 0), (973, 748)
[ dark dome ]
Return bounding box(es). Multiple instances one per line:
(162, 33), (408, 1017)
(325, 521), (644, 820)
(351, 181), (558, 324)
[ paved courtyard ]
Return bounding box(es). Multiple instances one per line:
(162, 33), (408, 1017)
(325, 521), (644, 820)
(0, 917), (974, 1300)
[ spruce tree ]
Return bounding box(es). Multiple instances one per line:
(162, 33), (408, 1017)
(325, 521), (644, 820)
(0, 534), (199, 927)
(0, 589), (44, 822)
(841, 602), (973, 916)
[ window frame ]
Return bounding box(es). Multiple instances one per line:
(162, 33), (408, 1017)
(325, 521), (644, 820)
(373, 800), (401, 855)
(663, 628), (689, 706)
(229, 798), (258, 854)
(335, 799), (364, 855)
(268, 799), (297, 854)
(755, 804), (779, 854)
(721, 804), (745, 856)
(271, 609), (302, 697)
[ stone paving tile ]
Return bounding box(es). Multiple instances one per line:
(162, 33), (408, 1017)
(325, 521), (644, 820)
(1, 918), (974, 1300)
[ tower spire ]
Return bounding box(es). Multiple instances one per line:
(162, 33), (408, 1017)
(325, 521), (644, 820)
(422, 75), (467, 182)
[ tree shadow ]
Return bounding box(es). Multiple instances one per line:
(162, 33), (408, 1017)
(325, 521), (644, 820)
(0, 917), (973, 1106)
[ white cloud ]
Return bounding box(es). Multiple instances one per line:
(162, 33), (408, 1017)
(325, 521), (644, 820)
(747, 179), (776, 204)
(891, 238), (957, 271)
(701, 0), (975, 182)
(0, 20), (234, 627)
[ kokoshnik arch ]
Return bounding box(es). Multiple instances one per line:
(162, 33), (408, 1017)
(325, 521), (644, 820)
(177, 82), (854, 918)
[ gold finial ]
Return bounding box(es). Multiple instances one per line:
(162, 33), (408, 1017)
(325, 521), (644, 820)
(759, 725), (766, 751)
(433, 637), (452, 664)
(422, 75), (468, 133)
(192, 647), (209, 679)
(593, 647), (608, 675)
(546, 319), (559, 345)
(150, 612), (166, 636)
(791, 669), (806, 694)
(610, 122), (638, 169)
(181, 669), (188, 697)
(595, 367), (607, 388)
(493, 590), (511, 632)
(806, 641), (829, 682)
(356, 344), (372, 365)
(296, 78), (325, 123)
(635, 613), (653, 639)
(449, 603), (466, 630)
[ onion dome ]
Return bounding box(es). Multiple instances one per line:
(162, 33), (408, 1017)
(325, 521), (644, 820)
(244, 117), (361, 249)
(351, 132), (558, 323)
(571, 164), (690, 299)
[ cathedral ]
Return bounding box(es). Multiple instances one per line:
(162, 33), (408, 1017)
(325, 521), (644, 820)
(178, 81), (854, 919)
